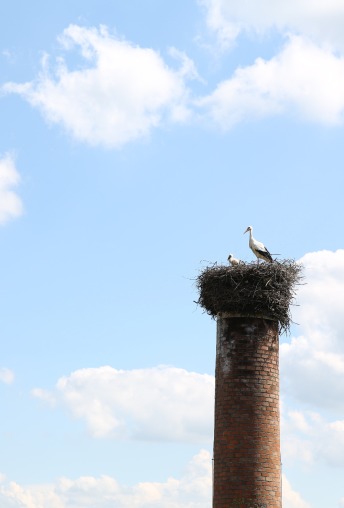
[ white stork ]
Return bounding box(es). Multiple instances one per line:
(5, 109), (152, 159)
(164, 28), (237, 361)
(228, 254), (241, 266)
(244, 226), (273, 263)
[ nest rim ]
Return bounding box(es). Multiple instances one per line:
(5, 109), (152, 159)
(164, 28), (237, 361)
(195, 259), (303, 335)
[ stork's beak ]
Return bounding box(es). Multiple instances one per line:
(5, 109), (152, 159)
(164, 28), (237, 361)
(244, 227), (249, 234)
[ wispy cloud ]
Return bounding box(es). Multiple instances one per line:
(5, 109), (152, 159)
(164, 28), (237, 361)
(199, 0), (344, 51)
(0, 368), (14, 385)
(0, 153), (23, 224)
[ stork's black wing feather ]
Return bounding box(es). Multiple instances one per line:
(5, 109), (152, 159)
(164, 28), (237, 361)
(256, 247), (273, 262)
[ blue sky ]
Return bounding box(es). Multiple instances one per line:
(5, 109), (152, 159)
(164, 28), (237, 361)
(1, 1), (344, 507)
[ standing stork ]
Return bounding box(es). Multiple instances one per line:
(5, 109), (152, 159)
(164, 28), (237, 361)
(244, 226), (273, 263)
(228, 254), (241, 266)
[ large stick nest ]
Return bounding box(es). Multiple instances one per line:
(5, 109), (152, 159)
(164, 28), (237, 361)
(195, 260), (303, 334)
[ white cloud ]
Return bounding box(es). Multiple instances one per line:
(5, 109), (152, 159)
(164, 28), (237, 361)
(281, 407), (318, 465)
(197, 1), (344, 128)
(0, 154), (23, 224)
(293, 249), (344, 343)
(0, 368), (14, 385)
(197, 35), (344, 128)
(275, 249), (344, 470)
(282, 406), (344, 468)
(3, 25), (193, 149)
(317, 419), (344, 467)
(33, 365), (214, 441)
(199, 0), (344, 50)
(282, 475), (311, 508)
(4, 22), (344, 138)
(0, 450), (212, 508)
(281, 249), (344, 411)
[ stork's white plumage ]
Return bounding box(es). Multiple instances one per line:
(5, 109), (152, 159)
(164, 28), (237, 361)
(244, 226), (273, 263)
(228, 254), (241, 266)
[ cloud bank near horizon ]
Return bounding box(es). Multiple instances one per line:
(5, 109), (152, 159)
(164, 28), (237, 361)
(0, 452), (308, 508)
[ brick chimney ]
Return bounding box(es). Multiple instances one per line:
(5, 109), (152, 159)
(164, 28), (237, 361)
(196, 261), (302, 508)
(213, 315), (281, 507)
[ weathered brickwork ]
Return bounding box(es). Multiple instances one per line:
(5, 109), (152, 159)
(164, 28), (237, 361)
(213, 317), (281, 508)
